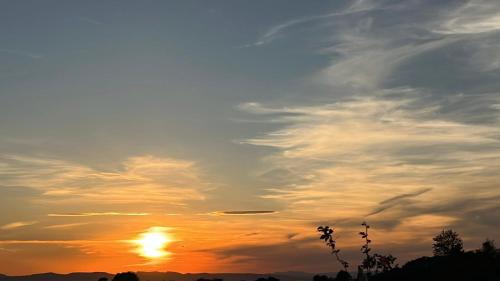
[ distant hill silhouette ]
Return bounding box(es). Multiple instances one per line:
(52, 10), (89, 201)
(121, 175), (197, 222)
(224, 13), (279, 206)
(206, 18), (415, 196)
(0, 273), (113, 281)
(0, 271), (324, 281)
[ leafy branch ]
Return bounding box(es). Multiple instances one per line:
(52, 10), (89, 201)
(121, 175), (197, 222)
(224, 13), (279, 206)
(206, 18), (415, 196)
(317, 226), (349, 271)
(359, 221), (376, 274)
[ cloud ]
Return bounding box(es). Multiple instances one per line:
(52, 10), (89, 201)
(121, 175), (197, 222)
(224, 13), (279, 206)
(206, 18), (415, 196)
(212, 210), (277, 215)
(246, 13), (334, 47)
(0, 240), (105, 245)
(0, 49), (44, 60)
(379, 188), (433, 205)
(47, 212), (149, 217)
(44, 223), (89, 229)
(247, 0), (500, 93)
(0, 221), (37, 230)
(436, 0), (500, 34)
(0, 154), (212, 206)
(368, 188), (433, 216)
(245, 0), (386, 47)
(239, 0), (500, 251)
(241, 96), (500, 224)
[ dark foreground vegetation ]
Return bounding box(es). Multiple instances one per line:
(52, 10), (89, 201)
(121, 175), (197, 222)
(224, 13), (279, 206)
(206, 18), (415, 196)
(103, 236), (500, 281)
(370, 250), (500, 281)
(104, 246), (500, 281)
(315, 222), (500, 281)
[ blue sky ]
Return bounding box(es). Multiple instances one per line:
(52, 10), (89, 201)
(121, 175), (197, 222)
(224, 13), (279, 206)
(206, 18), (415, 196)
(1, 0), (500, 274)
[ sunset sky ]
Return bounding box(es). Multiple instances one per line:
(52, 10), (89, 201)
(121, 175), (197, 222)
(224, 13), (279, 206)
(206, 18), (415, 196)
(1, 0), (500, 275)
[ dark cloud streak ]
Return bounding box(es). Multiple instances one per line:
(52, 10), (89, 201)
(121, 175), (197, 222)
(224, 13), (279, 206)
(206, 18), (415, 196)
(214, 210), (277, 215)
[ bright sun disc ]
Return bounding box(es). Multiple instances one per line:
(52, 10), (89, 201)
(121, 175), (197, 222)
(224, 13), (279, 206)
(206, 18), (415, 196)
(135, 227), (171, 258)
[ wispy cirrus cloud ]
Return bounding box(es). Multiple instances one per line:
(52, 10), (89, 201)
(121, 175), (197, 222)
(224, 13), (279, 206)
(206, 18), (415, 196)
(0, 239), (108, 245)
(241, 96), (500, 216)
(43, 223), (89, 229)
(239, 0), (500, 261)
(245, 0), (385, 47)
(0, 154), (213, 206)
(1, 221), (38, 230)
(435, 0), (500, 34)
(47, 212), (149, 217)
(0, 49), (44, 60)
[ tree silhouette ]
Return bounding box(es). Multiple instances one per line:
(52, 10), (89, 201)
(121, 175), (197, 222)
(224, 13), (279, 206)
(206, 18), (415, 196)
(432, 229), (463, 256)
(312, 275), (333, 281)
(481, 239), (496, 256)
(112, 272), (140, 281)
(335, 270), (352, 281)
(317, 225), (349, 271)
(374, 254), (397, 273)
(254, 277), (279, 281)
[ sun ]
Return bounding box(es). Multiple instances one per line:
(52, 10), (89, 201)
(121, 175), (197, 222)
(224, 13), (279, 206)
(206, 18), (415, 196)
(134, 227), (172, 259)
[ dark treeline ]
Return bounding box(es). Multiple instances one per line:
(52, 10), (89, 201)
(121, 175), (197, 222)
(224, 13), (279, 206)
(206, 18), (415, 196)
(102, 274), (283, 281)
(316, 223), (500, 281)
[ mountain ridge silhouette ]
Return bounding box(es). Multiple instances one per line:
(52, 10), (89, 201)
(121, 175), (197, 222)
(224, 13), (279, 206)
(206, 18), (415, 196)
(0, 271), (332, 281)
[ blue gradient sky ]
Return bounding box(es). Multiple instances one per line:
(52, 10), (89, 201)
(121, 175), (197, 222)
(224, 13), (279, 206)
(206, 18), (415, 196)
(1, 0), (500, 275)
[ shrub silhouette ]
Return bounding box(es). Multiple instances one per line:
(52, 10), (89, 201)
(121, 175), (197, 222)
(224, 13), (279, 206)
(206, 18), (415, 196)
(254, 277), (279, 281)
(112, 272), (140, 281)
(312, 275), (334, 281)
(432, 229), (463, 256)
(334, 270), (351, 281)
(481, 239), (496, 257)
(313, 272), (350, 281)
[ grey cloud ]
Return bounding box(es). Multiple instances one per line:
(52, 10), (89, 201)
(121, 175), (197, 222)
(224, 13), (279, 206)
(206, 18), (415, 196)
(214, 210), (277, 215)
(368, 188), (433, 216)
(365, 194), (500, 233)
(379, 188), (433, 205)
(208, 235), (432, 272)
(207, 238), (344, 272)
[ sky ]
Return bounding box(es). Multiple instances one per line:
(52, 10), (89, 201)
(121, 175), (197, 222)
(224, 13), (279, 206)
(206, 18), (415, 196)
(1, 0), (500, 275)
